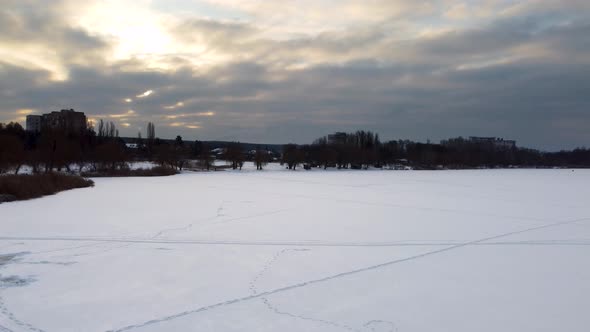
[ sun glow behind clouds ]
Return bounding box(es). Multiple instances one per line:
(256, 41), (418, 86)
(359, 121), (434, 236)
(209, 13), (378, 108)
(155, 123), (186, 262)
(136, 90), (154, 98)
(164, 101), (185, 110)
(168, 122), (201, 129)
(164, 112), (215, 120)
(169, 121), (200, 129)
(2, 0), (505, 83)
(73, 2), (172, 58)
(66, 1), (225, 71)
(98, 110), (137, 119)
(16, 109), (35, 115)
(115, 25), (173, 58)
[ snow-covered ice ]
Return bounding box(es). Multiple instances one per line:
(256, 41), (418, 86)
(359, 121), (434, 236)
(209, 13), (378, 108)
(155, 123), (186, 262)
(1, 166), (589, 331)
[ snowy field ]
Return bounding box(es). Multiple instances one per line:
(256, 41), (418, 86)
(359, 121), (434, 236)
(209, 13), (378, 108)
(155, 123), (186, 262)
(1, 166), (590, 332)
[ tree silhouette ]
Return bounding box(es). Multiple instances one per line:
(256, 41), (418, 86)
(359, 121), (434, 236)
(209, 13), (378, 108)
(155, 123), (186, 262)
(224, 142), (244, 170)
(254, 148), (270, 170)
(282, 144), (303, 170)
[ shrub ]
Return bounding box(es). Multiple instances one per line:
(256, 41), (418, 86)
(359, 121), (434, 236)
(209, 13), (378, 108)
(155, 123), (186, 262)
(0, 173), (94, 201)
(81, 166), (177, 177)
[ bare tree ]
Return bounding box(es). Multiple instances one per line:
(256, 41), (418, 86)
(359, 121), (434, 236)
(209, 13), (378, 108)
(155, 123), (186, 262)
(107, 121), (116, 138)
(95, 141), (128, 171)
(282, 144), (302, 170)
(197, 143), (213, 171)
(97, 119), (106, 138)
(0, 134), (25, 174)
(224, 142), (244, 170)
(147, 122), (155, 141)
(254, 148), (270, 170)
(155, 143), (189, 171)
(146, 122), (156, 158)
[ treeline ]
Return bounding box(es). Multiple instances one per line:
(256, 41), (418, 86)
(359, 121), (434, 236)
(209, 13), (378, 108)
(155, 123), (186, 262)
(281, 131), (590, 170)
(0, 120), (277, 174)
(2, 121), (590, 175)
(0, 120), (173, 175)
(0, 120), (130, 174)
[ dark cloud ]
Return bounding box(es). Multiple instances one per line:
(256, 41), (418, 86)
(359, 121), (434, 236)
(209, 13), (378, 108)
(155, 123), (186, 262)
(1, 1), (589, 150)
(1, 3), (106, 45)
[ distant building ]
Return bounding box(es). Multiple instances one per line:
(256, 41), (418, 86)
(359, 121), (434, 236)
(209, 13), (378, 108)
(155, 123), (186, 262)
(43, 109), (87, 133)
(469, 136), (516, 149)
(26, 115), (42, 133)
(211, 148), (225, 156)
(25, 109), (87, 134)
(327, 132), (348, 145)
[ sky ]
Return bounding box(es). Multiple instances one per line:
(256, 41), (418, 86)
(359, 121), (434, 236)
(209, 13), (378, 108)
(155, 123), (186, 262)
(0, 0), (589, 150)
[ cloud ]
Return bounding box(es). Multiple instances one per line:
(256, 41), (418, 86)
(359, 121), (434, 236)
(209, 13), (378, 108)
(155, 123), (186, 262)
(136, 90), (154, 98)
(0, 1), (589, 150)
(106, 110), (137, 119)
(168, 121), (201, 129)
(16, 109), (35, 115)
(0, 0), (112, 80)
(164, 101), (185, 110)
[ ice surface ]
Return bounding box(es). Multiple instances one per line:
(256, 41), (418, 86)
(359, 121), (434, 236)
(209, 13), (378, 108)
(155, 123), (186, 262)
(1, 166), (589, 331)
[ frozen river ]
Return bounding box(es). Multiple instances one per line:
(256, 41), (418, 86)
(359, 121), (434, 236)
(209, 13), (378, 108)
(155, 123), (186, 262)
(1, 167), (589, 331)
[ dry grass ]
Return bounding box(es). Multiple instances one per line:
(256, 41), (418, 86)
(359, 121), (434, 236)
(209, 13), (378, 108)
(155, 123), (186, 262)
(81, 166), (177, 177)
(0, 173), (94, 201)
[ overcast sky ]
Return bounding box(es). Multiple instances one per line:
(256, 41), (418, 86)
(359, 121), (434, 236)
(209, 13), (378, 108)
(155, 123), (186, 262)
(1, 0), (589, 150)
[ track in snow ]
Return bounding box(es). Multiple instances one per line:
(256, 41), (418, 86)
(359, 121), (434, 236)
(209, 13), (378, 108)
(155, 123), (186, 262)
(2, 237), (590, 248)
(106, 217), (590, 331)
